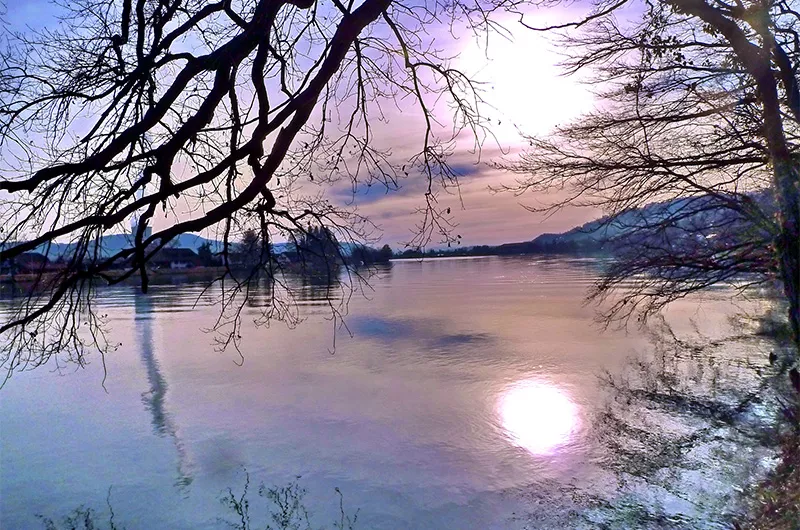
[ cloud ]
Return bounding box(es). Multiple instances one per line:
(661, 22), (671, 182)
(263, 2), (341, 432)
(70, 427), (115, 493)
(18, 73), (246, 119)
(331, 158), (601, 248)
(447, 163), (484, 179)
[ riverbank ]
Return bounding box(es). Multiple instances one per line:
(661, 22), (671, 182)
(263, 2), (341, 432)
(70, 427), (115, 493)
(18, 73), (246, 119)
(0, 261), (358, 292)
(740, 410), (800, 529)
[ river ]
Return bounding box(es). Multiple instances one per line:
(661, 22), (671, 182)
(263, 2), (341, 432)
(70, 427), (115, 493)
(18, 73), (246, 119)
(0, 255), (754, 529)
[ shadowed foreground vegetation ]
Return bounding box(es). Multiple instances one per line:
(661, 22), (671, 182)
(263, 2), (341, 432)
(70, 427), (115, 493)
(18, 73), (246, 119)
(740, 431), (800, 530)
(39, 477), (357, 530)
(584, 308), (799, 529)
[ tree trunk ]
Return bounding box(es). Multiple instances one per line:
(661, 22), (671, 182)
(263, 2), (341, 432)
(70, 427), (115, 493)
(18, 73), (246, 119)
(759, 70), (800, 358)
(770, 159), (800, 358)
(667, 0), (800, 357)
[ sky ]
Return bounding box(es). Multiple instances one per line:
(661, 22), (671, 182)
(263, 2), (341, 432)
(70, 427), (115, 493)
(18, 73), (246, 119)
(3, 1), (604, 248)
(357, 13), (600, 247)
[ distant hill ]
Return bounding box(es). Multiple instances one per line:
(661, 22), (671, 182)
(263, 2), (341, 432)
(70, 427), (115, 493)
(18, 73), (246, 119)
(24, 233), (225, 259)
(395, 192), (773, 260)
(20, 234), (328, 259)
(494, 192), (773, 256)
(12, 193), (770, 261)
(496, 210), (631, 255)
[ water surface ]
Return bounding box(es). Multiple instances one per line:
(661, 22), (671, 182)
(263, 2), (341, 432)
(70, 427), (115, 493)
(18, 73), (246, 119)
(0, 256), (736, 528)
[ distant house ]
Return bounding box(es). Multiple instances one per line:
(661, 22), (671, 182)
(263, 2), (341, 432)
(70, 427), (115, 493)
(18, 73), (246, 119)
(0, 256), (14, 276)
(0, 252), (56, 278)
(224, 252), (247, 269)
(151, 248), (201, 270)
(16, 252), (49, 272)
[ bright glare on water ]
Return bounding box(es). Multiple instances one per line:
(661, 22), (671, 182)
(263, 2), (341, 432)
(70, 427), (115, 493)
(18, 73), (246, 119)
(499, 380), (578, 455)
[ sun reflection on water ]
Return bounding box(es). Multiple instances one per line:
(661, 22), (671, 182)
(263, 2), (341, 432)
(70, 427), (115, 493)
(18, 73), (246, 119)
(498, 380), (579, 455)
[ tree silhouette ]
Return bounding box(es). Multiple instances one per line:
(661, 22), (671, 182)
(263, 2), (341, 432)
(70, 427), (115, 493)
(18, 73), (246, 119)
(238, 228), (262, 267)
(0, 0), (516, 376)
(510, 0), (800, 353)
(378, 244), (392, 262)
(197, 241), (216, 267)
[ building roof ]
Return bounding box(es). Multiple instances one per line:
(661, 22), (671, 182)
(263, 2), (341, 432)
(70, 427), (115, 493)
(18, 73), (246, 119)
(153, 247), (200, 261)
(15, 252), (49, 265)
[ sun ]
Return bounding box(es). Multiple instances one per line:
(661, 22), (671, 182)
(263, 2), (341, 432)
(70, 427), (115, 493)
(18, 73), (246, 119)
(455, 20), (594, 143)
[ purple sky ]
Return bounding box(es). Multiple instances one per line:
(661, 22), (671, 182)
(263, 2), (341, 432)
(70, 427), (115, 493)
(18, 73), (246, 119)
(323, 6), (601, 246)
(4, 1), (604, 247)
